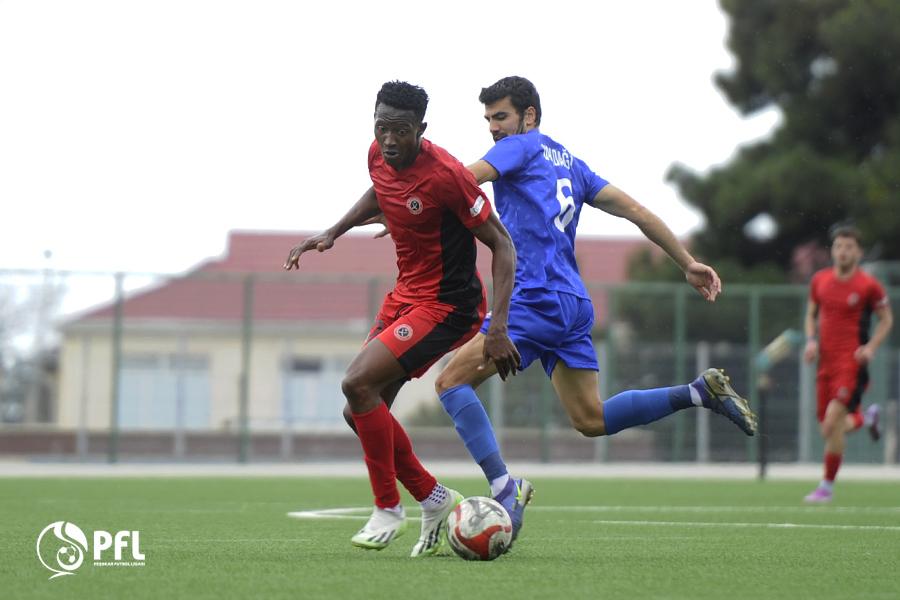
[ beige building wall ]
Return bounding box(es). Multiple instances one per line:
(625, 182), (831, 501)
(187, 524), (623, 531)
(58, 322), (444, 430)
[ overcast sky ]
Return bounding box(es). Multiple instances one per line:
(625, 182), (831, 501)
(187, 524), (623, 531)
(0, 0), (779, 274)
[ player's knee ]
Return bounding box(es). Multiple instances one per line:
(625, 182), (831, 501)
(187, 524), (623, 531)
(821, 417), (840, 438)
(434, 369), (458, 396)
(571, 414), (606, 437)
(340, 373), (370, 408)
(342, 405), (357, 433)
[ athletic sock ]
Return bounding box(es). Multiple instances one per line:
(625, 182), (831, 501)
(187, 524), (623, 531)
(489, 474), (510, 497)
(419, 483), (449, 512)
(390, 413), (437, 502)
(603, 386), (695, 435)
(824, 452), (842, 484)
(439, 385), (508, 482)
(350, 403), (400, 509)
(849, 412), (865, 431)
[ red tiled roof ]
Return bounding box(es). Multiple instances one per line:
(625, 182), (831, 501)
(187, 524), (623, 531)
(77, 230), (658, 324)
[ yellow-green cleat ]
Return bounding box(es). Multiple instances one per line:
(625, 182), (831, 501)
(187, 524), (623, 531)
(351, 506), (407, 550)
(694, 368), (758, 436)
(410, 488), (464, 557)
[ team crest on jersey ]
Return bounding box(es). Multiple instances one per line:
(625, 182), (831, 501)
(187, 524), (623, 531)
(847, 292), (860, 307)
(394, 324), (414, 341)
(406, 197), (423, 215)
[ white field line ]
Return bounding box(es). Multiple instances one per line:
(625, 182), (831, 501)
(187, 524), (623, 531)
(591, 520), (900, 532)
(527, 505), (900, 515)
(287, 505), (900, 527)
(288, 507), (421, 522)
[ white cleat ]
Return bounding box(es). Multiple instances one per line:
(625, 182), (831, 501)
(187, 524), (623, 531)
(410, 488), (464, 557)
(351, 506), (407, 550)
(865, 404), (881, 442)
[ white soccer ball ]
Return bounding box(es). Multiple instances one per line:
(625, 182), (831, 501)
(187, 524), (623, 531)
(447, 496), (513, 561)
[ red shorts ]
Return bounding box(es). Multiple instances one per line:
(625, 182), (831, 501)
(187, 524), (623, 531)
(366, 292), (486, 379)
(816, 359), (869, 422)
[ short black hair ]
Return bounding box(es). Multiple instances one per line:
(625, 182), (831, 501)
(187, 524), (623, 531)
(375, 81), (429, 123)
(830, 223), (863, 246)
(479, 76), (542, 126)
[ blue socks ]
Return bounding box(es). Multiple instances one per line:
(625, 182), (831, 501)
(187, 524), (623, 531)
(602, 384), (701, 435)
(439, 385), (508, 481)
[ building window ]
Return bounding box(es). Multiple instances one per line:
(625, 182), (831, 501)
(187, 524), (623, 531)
(118, 354), (210, 430)
(281, 355), (349, 427)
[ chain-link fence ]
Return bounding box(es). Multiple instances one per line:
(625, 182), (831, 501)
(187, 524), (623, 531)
(1, 268), (897, 465)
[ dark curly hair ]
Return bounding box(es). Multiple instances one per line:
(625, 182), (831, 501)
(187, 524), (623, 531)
(375, 81), (429, 123)
(830, 223), (863, 246)
(478, 76), (542, 126)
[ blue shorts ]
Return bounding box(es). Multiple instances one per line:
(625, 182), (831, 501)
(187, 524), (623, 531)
(480, 289), (598, 377)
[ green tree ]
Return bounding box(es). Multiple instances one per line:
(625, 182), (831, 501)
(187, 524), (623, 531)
(657, 0), (900, 279)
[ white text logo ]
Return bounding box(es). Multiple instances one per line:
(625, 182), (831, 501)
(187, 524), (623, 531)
(36, 521), (145, 580)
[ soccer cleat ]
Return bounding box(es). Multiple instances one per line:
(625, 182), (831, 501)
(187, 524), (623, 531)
(493, 477), (534, 547)
(865, 404), (881, 442)
(351, 506), (407, 550)
(694, 368), (758, 436)
(803, 486), (833, 503)
(410, 488), (464, 557)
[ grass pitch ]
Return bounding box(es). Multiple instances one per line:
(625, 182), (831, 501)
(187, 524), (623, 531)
(2, 476), (899, 599)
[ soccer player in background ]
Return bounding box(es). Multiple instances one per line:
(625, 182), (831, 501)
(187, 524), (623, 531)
(431, 76), (759, 542)
(802, 225), (893, 503)
(284, 81), (521, 555)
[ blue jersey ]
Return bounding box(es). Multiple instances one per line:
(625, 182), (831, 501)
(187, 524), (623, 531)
(482, 129), (609, 299)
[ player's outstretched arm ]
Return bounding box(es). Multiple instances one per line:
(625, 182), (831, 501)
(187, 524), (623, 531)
(591, 184), (722, 302)
(470, 212), (521, 380)
(283, 186), (380, 270)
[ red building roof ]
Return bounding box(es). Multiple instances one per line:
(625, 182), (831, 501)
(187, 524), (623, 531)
(77, 230), (658, 324)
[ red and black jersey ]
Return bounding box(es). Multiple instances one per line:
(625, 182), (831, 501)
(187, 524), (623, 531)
(810, 267), (889, 360)
(368, 138), (492, 309)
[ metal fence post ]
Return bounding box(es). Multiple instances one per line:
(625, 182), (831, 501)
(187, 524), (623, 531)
(488, 372), (504, 453)
(748, 288), (761, 463)
(540, 375), (551, 463)
(798, 354), (814, 463)
(595, 340), (609, 462)
(238, 275), (254, 463)
(108, 272), (124, 464)
(77, 335), (91, 460)
(672, 287), (687, 461)
(173, 335), (187, 459)
(695, 341), (711, 463)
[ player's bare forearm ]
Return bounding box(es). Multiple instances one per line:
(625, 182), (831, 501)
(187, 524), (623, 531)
(326, 186), (381, 239)
(804, 303), (818, 340)
(867, 305), (894, 352)
(284, 187), (380, 269)
(592, 185), (722, 300)
(803, 301), (820, 363)
(470, 213), (521, 379)
(592, 185), (693, 271)
(487, 237), (515, 329)
(473, 214), (516, 328)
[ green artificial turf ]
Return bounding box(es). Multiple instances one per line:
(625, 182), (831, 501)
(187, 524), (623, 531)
(2, 477), (898, 599)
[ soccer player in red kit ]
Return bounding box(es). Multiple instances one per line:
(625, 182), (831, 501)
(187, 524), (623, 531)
(802, 226), (893, 503)
(284, 81), (519, 554)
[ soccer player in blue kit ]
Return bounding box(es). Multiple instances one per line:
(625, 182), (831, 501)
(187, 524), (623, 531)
(431, 76), (759, 545)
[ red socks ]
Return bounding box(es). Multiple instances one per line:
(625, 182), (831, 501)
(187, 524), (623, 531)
(351, 403), (437, 507)
(849, 412), (864, 431)
(824, 452), (843, 483)
(351, 403), (399, 509)
(391, 414), (437, 502)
